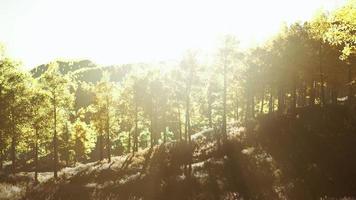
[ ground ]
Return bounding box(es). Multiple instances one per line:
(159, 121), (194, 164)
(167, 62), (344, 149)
(1, 105), (356, 200)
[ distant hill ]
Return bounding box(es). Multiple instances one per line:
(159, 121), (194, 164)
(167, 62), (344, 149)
(30, 59), (98, 78)
(30, 60), (136, 109)
(29, 59), (175, 83)
(29, 59), (176, 109)
(30, 59), (135, 83)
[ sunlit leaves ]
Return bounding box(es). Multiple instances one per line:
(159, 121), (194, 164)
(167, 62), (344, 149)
(71, 119), (96, 162)
(326, 0), (356, 60)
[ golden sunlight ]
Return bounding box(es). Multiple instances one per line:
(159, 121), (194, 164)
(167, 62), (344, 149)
(0, 0), (346, 69)
(0, 1), (355, 199)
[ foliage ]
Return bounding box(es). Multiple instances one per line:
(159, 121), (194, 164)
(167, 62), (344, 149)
(0, 2), (355, 199)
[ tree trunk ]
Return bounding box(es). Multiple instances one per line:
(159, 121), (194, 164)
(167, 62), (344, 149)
(245, 93), (250, 121)
(53, 101), (58, 179)
(127, 131), (131, 154)
(269, 91), (273, 113)
(260, 89), (265, 114)
(319, 42), (325, 106)
(222, 59), (227, 140)
(106, 106), (111, 162)
(0, 152), (3, 170)
(10, 110), (16, 174)
(150, 113), (154, 147)
(185, 84), (192, 176)
(272, 98), (275, 112)
(134, 103), (138, 152)
(0, 150), (3, 170)
(11, 133), (16, 174)
(236, 97), (239, 121)
(34, 127), (38, 183)
(0, 90), (2, 170)
(99, 131), (103, 161)
(163, 127), (167, 144)
(278, 86), (284, 115)
(153, 109), (158, 145)
(251, 95), (255, 118)
(185, 68), (194, 176)
(300, 83), (307, 107)
(207, 89), (213, 127)
(62, 123), (70, 167)
(178, 105), (182, 141)
(291, 74), (297, 115)
(185, 92), (191, 143)
(310, 80), (316, 106)
(348, 64), (353, 105)
(331, 87), (338, 105)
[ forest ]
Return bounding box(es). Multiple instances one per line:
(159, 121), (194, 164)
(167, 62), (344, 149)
(0, 1), (355, 200)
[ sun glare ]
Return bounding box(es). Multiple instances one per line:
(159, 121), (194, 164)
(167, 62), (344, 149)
(0, 0), (346, 69)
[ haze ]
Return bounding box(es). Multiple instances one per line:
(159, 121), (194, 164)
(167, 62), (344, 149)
(0, 0), (346, 69)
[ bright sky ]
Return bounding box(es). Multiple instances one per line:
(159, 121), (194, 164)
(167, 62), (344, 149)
(0, 0), (347, 70)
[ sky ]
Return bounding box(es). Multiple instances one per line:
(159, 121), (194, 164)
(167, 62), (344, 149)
(0, 0), (347, 70)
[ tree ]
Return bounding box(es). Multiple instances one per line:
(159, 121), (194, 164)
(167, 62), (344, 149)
(70, 118), (95, 163)
(168, 69), (186, 141)
(309, 11), (332, 106)
(0, 57), (31, 173)
(283, 23), (310, 114)
(28, 82), (50, 182)
(326, 1), (356, 104)
(40, 62), (75, 178)
(180, 50), (200, 143)
(131, 76), (146, 152)
(88, 72), (117, 162)
(217, 35), (240, 138)
(117, 79), (135, 154)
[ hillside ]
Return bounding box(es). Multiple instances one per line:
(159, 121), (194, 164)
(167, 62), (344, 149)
(0, 105), (353, 200)
(30, 60), (133, 110)
(30, 60), (176, 83)
(29, 60), (177, 109)
(8, 125), (271, 200)
(30, 60), (97, 78)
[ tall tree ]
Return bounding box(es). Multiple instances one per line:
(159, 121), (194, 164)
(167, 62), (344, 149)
(0, 57), (31, 173)
(309, 12), (331, 106)
(70, 118), (95, 164)
(326, 1), (356, 104)
(28, 83), (50, 182)
(40, 62), (75, 178)
(89, 72), (116, 162)
(180, 50), (200, 143)
(217, 36), (240, 138)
